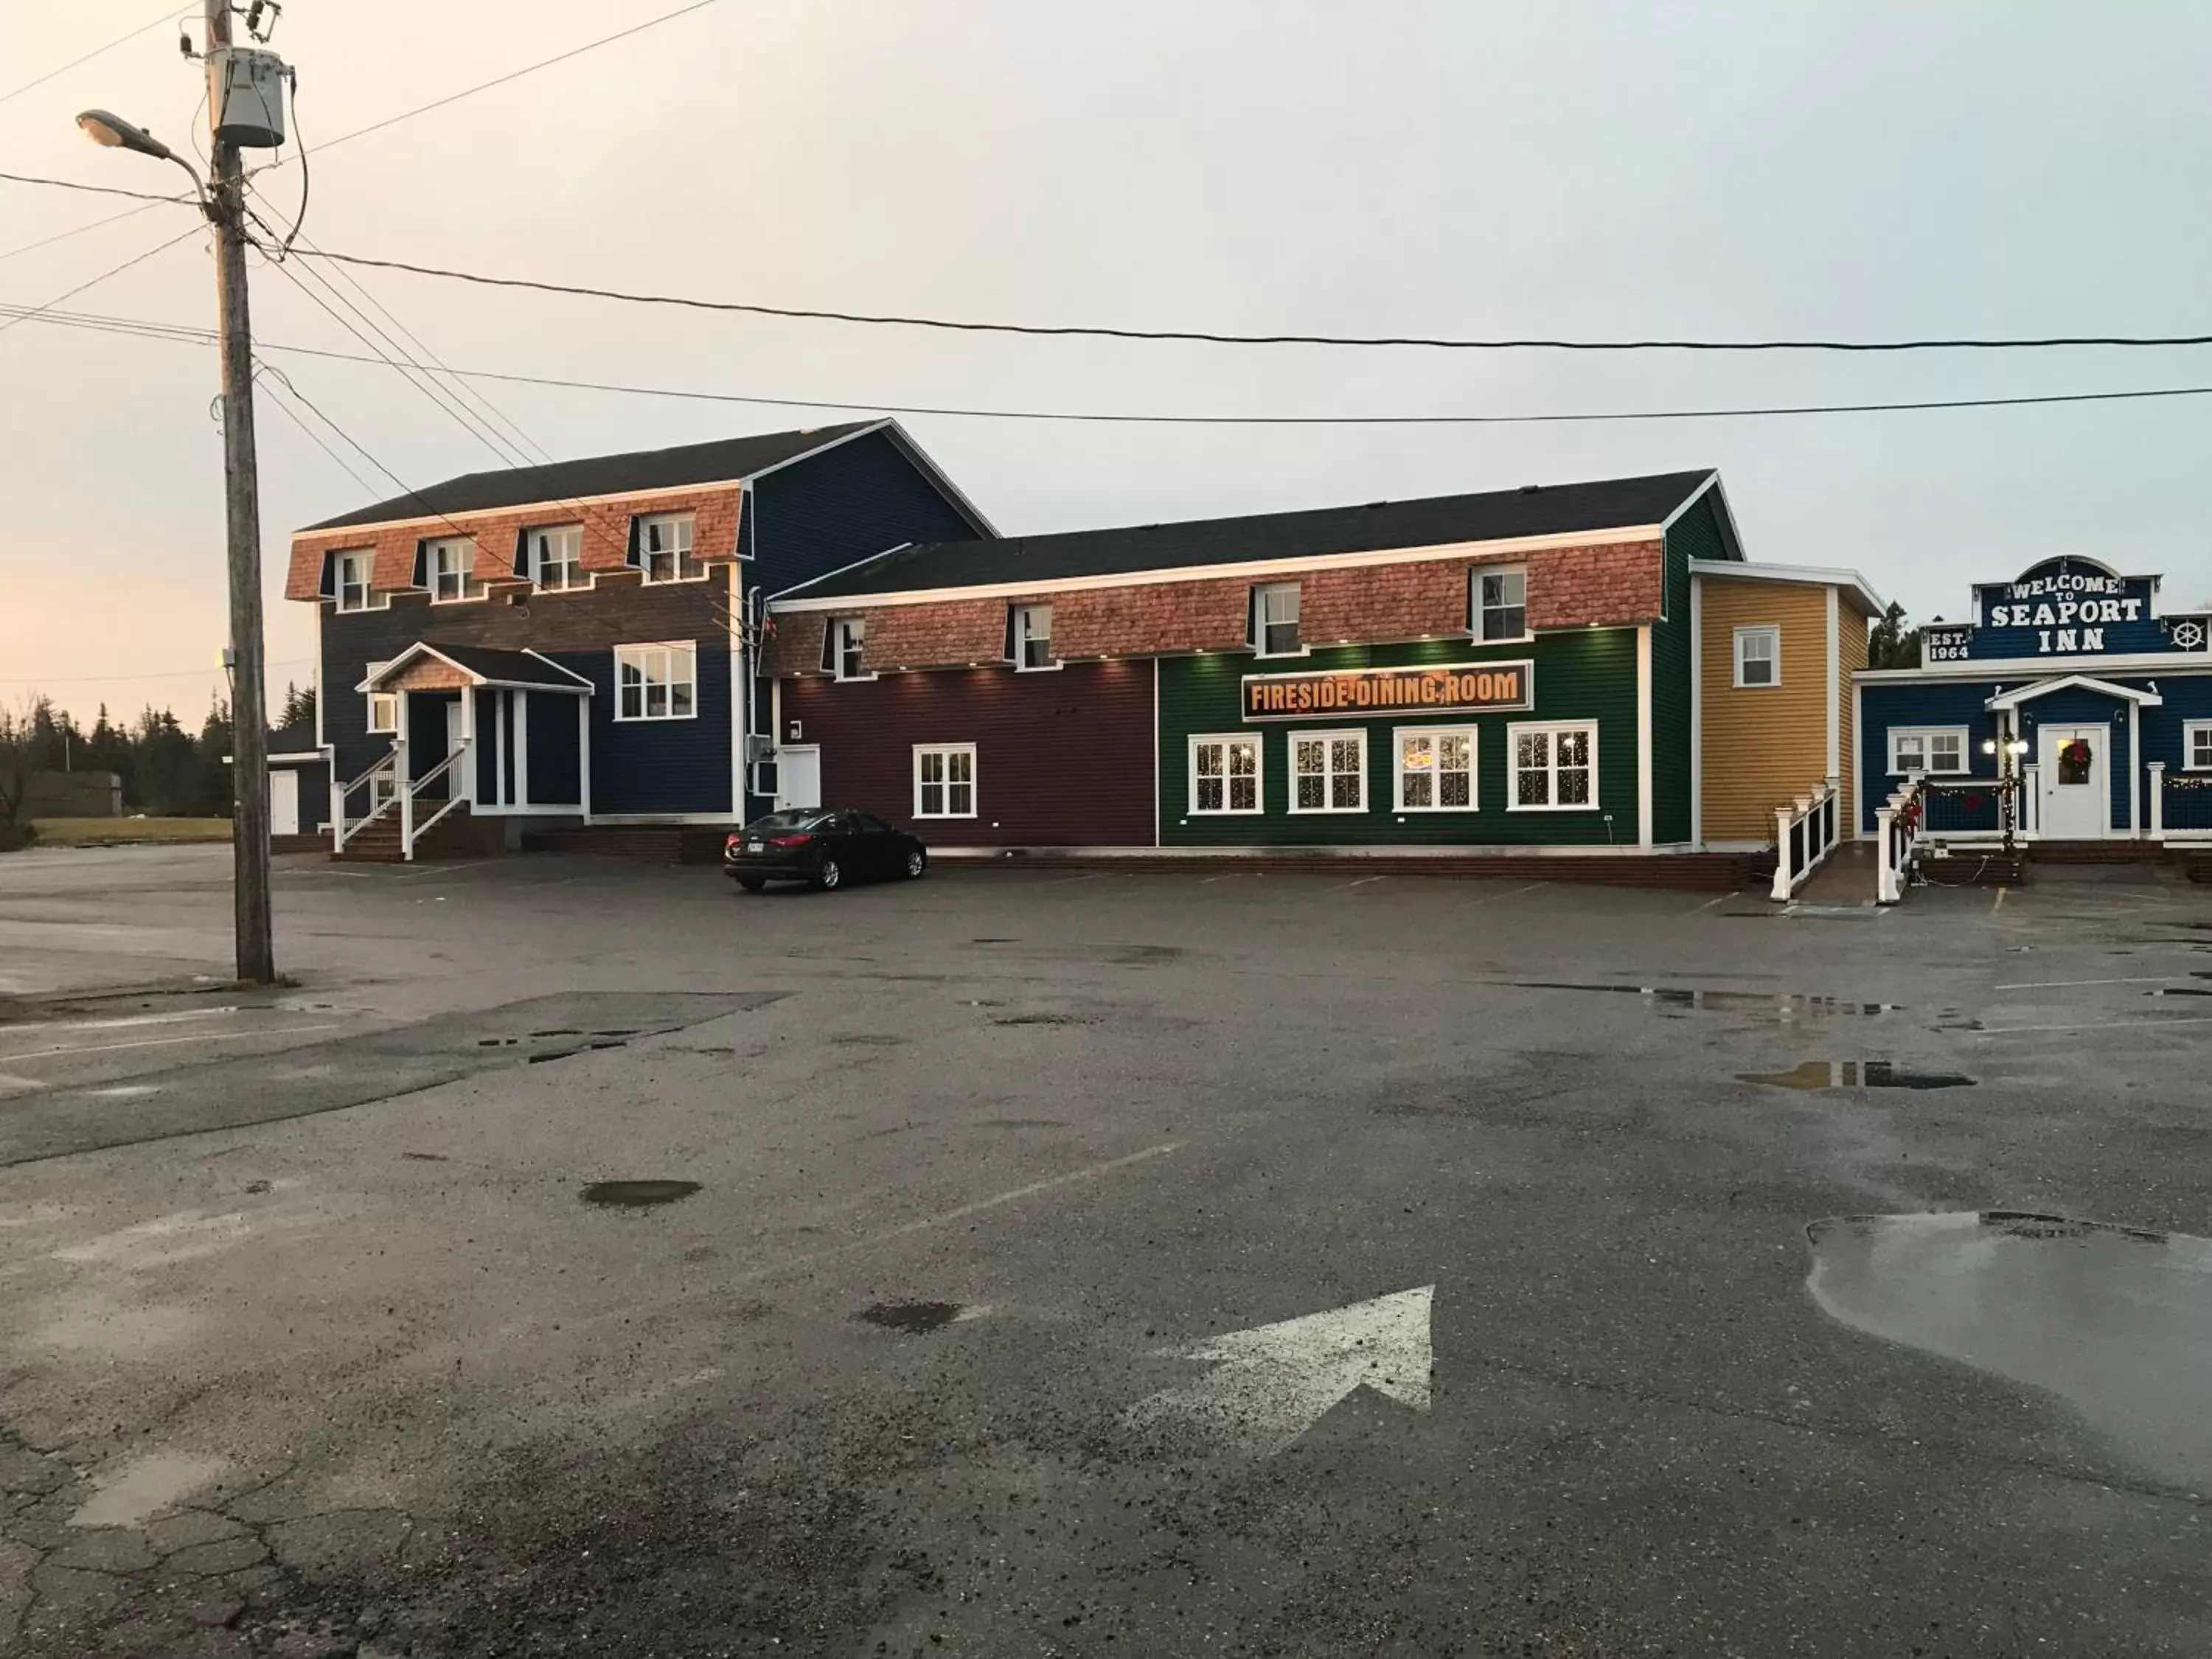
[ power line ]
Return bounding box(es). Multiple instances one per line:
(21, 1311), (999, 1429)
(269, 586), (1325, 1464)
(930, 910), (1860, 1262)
(256, 362), (380, 498)
(0, 222), (201, 338)
(0, 657), (313, 687)
(270, 0), (728, 164)
(18, 293), (2212, 427)
(0, 170), (192, 205)
(293, 247), (2212, 357)
(0, 196), (175, 265)
(0, 7), (182, 108)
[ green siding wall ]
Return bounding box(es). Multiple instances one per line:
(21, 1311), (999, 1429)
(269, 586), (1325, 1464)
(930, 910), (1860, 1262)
(1658, 493), (1730, 844)
(1157, 633), (1641, 846)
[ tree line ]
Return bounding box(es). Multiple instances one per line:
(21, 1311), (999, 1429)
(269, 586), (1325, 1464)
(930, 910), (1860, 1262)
(0, 684), (316, 848)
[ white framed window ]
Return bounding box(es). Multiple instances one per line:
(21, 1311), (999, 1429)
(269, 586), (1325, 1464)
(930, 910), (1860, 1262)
(1009, 604), (1056, 670)
(333, 549), (374, 613)
(1888, 726), (1969, 775)
(1509, 720), (1597, 810)
(2187, 720), (2212, 771)
(366, 691), (398, 735)
(1473, 566), (1528, 642)
(1250, 582), (1303, 657)
(1395, 726), (1476, 811)
(532, 525), (585, 591)
(914, 744), (977, 818)
(614, 643), (698, 722)
(637, 513), (699, 583)
(1733, 625), (1781, 688)
(1291, 728), (1367, 813)
(821, 616), (869, 681)
(425, 537), (481, 603)
(1190, 734), (1261, 815)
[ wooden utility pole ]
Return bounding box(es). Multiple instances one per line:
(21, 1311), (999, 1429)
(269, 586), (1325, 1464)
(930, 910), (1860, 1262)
(205, 0), (275, 983)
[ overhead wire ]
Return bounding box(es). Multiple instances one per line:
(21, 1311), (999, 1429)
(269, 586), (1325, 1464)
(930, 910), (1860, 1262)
(0, 658), (313, 687)
(0, 221), (202, 338)
(289, 247), (2212, 356)
(15, 296), (2212, 428)
(0, 7), (184, 108)
(263, 0), (727, 164)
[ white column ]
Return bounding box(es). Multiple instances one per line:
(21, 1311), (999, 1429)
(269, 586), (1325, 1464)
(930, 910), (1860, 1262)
(2147, 762), (2166, 843)
(1771, 801), (1797, 901)
(578, 695), (593, 824)
(1876, 805), (1899, 903)
(513, 692), (530, 810)
(1635, 625), (1654, 848)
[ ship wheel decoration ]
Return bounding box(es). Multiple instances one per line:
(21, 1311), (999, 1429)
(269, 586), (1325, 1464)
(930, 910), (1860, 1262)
(2171, 620), (2206, 650)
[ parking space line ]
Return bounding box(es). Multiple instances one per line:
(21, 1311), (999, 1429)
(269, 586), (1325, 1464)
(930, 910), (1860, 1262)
(0, 1006), (239, 1036)
(1688, 891), (1738, 912)
(0, 1022), (342, 1065)
(1992, 976), (2177, 991)
(1338, 875), (1388, 889)
(1972, 1016), (2212, 1035)
(1197, 874), (1242, 885)
(1991, 886), (2008, 912)
(1467, 881), (1548, 905)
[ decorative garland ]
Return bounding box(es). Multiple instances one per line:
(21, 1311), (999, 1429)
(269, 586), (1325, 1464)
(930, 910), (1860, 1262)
(2166, 775), (2212, 791)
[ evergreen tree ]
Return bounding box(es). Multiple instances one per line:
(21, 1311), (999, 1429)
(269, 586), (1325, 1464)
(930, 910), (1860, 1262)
(190, 697), (235, 818)
(1867, 602), (1924, 669)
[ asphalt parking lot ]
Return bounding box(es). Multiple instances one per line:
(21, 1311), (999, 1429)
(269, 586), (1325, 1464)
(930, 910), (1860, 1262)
(3, 844), (2211, 1657)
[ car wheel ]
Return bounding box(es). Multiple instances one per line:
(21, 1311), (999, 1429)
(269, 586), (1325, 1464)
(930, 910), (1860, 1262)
(735, 877), (765, 893)
(813, 858), (842, 891)
(904, 847), (927, 880)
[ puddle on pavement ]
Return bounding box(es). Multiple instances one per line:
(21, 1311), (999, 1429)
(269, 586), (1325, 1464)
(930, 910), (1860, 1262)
(69, 1452), (232, 1528)
(1741, 1060), (1975, 1091)
(1806, 1211), (2212, 1491)
(828, 1033), (909, 1047)
(2148, 987), (2212, 998)
(970, 938), (1018, 945)
(580, 1180), (701, 1208)
(990, 1013), (1102, 1027)
(855, 1301), (984, 1333)
(1501, 982), (1902, 1020)
(400, 1152), (449, 1162)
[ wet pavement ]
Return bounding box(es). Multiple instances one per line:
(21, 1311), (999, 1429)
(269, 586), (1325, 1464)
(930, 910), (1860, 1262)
(0, 846), (2209, 1655)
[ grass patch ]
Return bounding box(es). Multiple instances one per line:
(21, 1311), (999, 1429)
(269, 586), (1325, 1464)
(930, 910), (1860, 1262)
(32, 817), (233, 847)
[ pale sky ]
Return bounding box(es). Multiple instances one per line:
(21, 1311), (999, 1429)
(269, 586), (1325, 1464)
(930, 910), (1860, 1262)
(5, 1), (2212, 726)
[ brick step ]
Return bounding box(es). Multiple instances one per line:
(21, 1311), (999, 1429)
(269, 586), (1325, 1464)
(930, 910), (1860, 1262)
(2028, 840), (2163, 863)
(1919, 850), (2025, 887)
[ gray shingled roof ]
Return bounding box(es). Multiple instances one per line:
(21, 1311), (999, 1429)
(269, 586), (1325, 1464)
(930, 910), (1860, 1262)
(782, 470), (1723, 599)
(300, 422), (880, 532)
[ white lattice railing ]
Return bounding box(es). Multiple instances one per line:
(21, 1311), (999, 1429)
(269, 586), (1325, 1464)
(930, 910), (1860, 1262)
(1876, 774), (1927, 905)
(1770, 776), (1842, 901)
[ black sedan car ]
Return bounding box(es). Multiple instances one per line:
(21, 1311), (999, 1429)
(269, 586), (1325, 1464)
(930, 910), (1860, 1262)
(723, 808), (928, 892)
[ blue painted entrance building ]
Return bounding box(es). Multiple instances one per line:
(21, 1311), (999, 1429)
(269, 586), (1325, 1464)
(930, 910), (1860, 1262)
(1855, 557), (2212, 844)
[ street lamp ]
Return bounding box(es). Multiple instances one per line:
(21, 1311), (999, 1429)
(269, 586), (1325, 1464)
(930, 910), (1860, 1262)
(74, 7), (281, 987)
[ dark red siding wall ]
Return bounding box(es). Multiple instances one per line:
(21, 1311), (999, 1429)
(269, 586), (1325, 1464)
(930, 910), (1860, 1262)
(782, 660), (1154, 846)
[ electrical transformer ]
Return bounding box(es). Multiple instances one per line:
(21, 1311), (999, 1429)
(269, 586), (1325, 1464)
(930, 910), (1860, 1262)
(209, 46), (288, 148)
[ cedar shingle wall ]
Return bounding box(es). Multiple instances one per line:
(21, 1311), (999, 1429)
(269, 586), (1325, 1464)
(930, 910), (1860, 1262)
(768, 538), (1664, 673)
(285, 486), (744, 601)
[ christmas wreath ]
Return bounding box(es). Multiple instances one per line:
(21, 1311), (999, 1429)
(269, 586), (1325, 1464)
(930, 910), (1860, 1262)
(2059, 739), (2092, 770)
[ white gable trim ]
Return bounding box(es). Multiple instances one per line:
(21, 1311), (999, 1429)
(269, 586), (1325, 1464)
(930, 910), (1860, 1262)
(1984, 673), (2165, 711)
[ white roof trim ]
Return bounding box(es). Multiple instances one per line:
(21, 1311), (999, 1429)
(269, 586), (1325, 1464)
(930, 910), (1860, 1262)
(355, 641), (593, 693)
(1691, 558), (1885, 616)
(1984, 673), (2165, 711)
(770, 523), (1668, 613)
(1857, 652), (2212, 683)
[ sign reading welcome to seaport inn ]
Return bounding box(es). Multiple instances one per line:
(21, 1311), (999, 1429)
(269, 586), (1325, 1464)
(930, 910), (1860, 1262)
(1242, 660), (1536, 720)
(1919, 556), (2210, 664)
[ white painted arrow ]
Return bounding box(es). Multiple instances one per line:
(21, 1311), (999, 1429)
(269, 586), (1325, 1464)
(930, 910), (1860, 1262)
(1123, 1285), (1435, 1458)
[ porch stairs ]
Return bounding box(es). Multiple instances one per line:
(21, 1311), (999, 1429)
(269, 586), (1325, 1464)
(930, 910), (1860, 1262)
(331, 801), (481, 863)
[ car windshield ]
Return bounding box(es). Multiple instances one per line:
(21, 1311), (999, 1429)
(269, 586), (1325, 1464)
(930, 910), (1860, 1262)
(742, 810), (832, 832)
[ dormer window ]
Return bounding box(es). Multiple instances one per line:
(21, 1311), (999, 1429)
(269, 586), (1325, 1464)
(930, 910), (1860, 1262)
(822, 616), (868, 681)
(637, 513), (698, 583)
(1473, 567), (1528, 641)
(426, 537), (481, 603)
(1250, 582), (1301, 657)
(333, 550), (372, 613)
(1009, 604), (1055, 669)
(531, 526), (585, 591)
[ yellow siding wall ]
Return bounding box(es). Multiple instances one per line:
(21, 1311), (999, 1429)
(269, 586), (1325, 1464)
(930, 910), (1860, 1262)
(1837, 602), (1869, 834)
(1699, 580), (1832, 842)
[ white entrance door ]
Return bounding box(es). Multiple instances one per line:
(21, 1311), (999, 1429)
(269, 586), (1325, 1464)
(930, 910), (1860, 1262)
(269, 770), (299, 838)
(779, 745), (821, 810)
(2039, 724), (2107, 839)
(444, 700), (473, 801)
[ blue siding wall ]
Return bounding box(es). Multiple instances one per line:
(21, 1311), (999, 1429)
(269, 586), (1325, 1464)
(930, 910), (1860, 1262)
(407, 692), (460, 790)
(1857, 682), (1997, 831)
(546, 647), (732, 815)
(1858, 672), (2212, 832)
(474, 690), (502, 806)
(749, 429), (984, 596)
(525, 690), (582, 805)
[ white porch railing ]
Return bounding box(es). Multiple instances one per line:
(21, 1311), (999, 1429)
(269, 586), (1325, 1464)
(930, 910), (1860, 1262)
(1770, 776), (1843, 901)
(403, 741), (471, 860)
(333, 744), (400, 852)
(1875, 773), (1927, 904)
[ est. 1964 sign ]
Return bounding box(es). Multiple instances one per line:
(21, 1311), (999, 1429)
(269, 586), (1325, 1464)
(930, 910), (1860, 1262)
(1919, 557), (2209, 664)
(1242, 661), (1534, 720)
